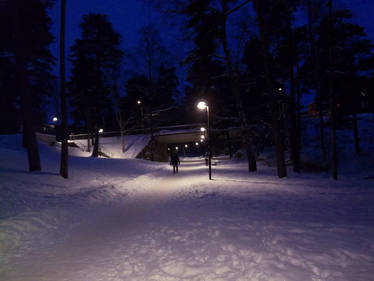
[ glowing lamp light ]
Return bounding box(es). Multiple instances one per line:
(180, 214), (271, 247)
(185, 144), (188, 148)
(200, 127), (206, 132)
(197, 101), (207, 110)
(98, 128), (104, 133)
(175, 146), (179, 150)
(195, 142), (199, 146)
(137, 100), (142, 105)
(52, 116), (58, 122)
(200, 139), (204, 143)
(200, 135), (205, 139)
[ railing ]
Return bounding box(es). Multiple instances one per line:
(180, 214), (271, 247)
(68, 123), (205, 140)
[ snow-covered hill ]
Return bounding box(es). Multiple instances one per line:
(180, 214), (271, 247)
(72, 134), (151, 159)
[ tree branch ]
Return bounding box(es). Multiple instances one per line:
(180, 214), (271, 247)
(225, 0), (252, 16)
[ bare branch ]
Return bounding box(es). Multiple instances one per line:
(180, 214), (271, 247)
(225, 0), (252, 16)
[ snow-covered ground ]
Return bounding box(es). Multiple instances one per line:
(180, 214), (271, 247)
(1, 134), (374, 281)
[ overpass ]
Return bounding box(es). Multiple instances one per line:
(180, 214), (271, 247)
(38, 123), (238, 161)
(138, 125), (209, 162)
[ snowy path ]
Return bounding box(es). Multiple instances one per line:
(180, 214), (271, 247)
(1, 138), (374, 281)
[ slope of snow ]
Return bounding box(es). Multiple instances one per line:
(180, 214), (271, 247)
(1, 134), (374, 281)
(72, 134), (151, 159)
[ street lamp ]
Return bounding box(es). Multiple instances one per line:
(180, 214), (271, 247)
(52, 116), (58, 123)
(98, 128), (104, 134)
(200, 127), (206, 132)
(197, 100), (212, 180)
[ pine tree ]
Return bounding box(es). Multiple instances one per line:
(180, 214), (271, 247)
(3, 0), (56, 171)
(69, 13), (123, 157)
(59, 0), (68, 178)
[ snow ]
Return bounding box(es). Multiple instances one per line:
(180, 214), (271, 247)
(1, 133), (374, 281)
(72, 134), (151, 159)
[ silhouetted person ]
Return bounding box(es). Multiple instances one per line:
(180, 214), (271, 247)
(170, 154), (180, 174)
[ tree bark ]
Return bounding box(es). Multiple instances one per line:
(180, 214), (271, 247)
(286, 9), (301, 172)
(352, 111), (360, 155)
(328, 0), (338, 179)
(92, 126), (99, 157)
(12, 0), (41, 172)
(253, 0), (287, 178)
(59, 0), (68, 178)
(121, 127), (125, 153)
(307, 0), (327, 160)
(220, 1), (257, 171)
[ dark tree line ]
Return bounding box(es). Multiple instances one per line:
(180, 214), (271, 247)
(159, 0), (374, 178)
(1, 0), (373, 180)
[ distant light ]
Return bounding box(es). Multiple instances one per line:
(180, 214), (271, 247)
(200, 127), (206, 132)
(200, 139), (204, 143)
(98, 128), (104, 133)
(167, 148), (170, 151)
(52, 117), (58, 122)
(200, 135), (205, 139)
(185, 144), (188, 148)
(195, 142), (199, 146)
(137, 100), (142, 105)
(277, 87), (284, 93)
(197, 101), (207, 110)
(175, 146), (179, 150)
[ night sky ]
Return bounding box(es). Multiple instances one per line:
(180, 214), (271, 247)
(49, 0), (374, 72)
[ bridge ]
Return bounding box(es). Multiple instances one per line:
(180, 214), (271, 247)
(38, 124), (223, 162)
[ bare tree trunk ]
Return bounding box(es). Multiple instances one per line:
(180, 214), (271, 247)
(307, 0), (327, 160)
(296, 64), (302, 166)
(121, 126), (125, 152)
(12, 0), (41, 172)
(253, 0), (287, 178)
(87, 135), (91, 152)
(220, 2), (256, 171)
(92, 126), (99, 157)
(59, 0), (68, 178)
(85, 112), (92, 152)
(328, 0), (338, 179)
(352, 111), (360, 155)
(113, 83), (125, 153)
(287, 10), (300, 172)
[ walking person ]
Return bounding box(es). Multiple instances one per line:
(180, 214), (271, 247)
(170, 153), (180, 174)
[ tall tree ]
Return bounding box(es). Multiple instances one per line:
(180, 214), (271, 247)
(217, 0), (258, 171)
(5, 0), (56, 171)
(253, 0), (287, 178)
(59, 0), (68, 178)
(327, 0), (337, 179)
(69, 13), (123, 157)
(306, 0), (327, 160)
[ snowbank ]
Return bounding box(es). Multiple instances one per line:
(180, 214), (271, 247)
(72, 134), (151, 159)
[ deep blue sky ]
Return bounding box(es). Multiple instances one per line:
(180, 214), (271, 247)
(47, 0), (374, 117)
(49, 0), (374, 74)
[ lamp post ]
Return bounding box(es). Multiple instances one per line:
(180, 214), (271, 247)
(197, 101), (212, 180)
